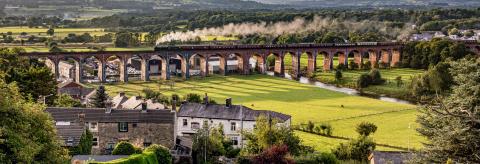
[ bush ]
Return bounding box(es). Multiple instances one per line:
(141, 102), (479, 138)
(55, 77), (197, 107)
(348, 60), (358, 70)
(144, 144), (172, 164)
(336, 63), (347, 70)
(184, 93), (202, 103)
(363, 61), (372, 69)
(355, 122), (377, 136)
(357, 74), (371, 88)
(332, 136), (376, 162)
(369, 69), (385, 85)
(112, 141), (136, 155)
(295, 152), (339, 164)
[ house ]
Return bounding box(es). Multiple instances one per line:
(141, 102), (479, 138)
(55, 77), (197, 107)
(110, 92), (165, 110)
(57, 81), (96, 105)
(369, 151), (413, 164)
(46, 106), (176, 155)
(176, 96), (291, 148)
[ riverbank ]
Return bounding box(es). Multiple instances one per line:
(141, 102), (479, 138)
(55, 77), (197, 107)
(310, 68), (425, 103)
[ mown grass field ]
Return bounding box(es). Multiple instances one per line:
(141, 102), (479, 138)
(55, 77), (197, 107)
(0, 26), (110, 38)
(87, 74), (424, 152)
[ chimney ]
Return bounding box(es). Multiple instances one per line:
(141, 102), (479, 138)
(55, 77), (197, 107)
(78, 113), (85, 124)
(172, 100), (177, 111)
(136, 96), (142, 100)
(105, 100), (112, 113)
(119, 92), (125, 97)
(141, 101), (147, 113)
(226, 98), (232, 108)
(203, 93), (209, 105)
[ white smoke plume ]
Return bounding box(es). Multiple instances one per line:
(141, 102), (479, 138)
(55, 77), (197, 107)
(156, 16), (412, 44)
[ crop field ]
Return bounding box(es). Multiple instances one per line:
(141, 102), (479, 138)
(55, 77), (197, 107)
(20, 47), (154, 53)
(0, 27), (110, 38)
(87, 74), (424, 152)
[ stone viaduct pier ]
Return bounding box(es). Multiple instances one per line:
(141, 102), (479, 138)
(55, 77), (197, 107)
(20, 41), (480, 83)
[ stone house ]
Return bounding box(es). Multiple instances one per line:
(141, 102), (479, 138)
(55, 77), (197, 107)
(176, 97), (291, 149)
(46, 106), (176, 155)
(57, 81), (95, 105)
(110, 92), (165, 110)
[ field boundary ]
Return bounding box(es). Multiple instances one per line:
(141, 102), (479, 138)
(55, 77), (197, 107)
(323, 107), (417, 123)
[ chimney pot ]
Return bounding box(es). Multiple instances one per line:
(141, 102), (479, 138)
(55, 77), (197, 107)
(120, 92), (125, 97)
(226, 98), (232, 108)
(172, 100), (177, 111)
(203, 93), (209, 105)
(141, 102), (147, 112)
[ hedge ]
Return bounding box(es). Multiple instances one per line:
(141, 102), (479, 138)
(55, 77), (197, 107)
(89, 144), (171, 164)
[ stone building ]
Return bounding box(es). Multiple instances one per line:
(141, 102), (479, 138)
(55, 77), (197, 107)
(57, 81), (96, 105)
(46, 107), (176, 155)
(176, 97), (291, 149)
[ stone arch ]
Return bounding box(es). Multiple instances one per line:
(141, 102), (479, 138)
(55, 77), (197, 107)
(188, 53), (208, 77)
(148, 54), (167, 80)
(379, 49), (391, 68)
(170, 53), (188, 79)
(319, 51), (331, 71)
(333, 51), (347, 69)
(249, 53), (266, 74)
(81, 55), (104, 83)
(126, 54), (145, 81)
(226, 53), (247, 75)
(37, 57), (58, 79)
(105, 55), (125, 82)
(303, 51), (316, 75)
(283, 51), (297, 76)
(208, 53), (227, 76)
(348, 50), (361, 69)
(391, 49), (401, 67)
(266, 52), (284, 76)
(58, 56), (82, 83)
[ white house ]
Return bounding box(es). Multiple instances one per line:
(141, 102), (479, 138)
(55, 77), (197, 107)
(176, 98), (291, 148)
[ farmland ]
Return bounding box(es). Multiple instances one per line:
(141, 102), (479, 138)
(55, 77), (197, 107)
(87, 74), (424, 152)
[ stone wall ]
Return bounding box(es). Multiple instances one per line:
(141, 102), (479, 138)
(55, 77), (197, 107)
(92, 122), (175, 155)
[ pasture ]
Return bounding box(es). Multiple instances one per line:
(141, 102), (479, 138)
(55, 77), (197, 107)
(87, 74), (424, 152)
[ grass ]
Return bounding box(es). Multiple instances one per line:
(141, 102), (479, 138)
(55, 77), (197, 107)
(86, 74), (423, 151)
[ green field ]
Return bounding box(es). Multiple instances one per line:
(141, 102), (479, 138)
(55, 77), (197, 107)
(19, 47), (154, 53)
(0, 26), (110, 38)
(87, 74), (424, 152)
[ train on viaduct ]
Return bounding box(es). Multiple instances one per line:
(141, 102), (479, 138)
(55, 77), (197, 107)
(20, 41), (480, 83)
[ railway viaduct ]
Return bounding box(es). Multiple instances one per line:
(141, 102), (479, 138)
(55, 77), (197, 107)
(20, 41), (480, 83)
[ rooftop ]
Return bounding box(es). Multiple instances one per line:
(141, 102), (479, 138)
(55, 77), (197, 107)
(46, 107), (175, 124)
(178, 102), (291, 122)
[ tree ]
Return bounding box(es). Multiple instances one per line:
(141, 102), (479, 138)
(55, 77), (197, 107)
(415, 58), (480, 163)
(70, 129), (93, 155)
(184, 93), (202, 103)
(334, 70), (342, 82)
(112, 141), (136, 155)
(357, 74), (371, 89)
(144, 144), (172, 164)
(1, 51), (57, 104)
(252, 144), (294, 164)
(46, 28), (55, 36)
(54, 93), (82, 107)
(242, 115), (312, 156)
(192, 123), (227, 163)
(89, 85), (110, 108)
(0, 78), (69, 163)
(332, 136), (376, 162)
(355, 122), (377, 137)
(395, 76), (403, 87)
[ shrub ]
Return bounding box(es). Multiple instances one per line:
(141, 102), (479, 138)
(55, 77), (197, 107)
(112, 141), (136, 155)
(356, 122), (378, 137)
(252, 144), (294, 164)
(295, 152), (339, 164)
(336, 63), (347, 70)
(348, 60), (358, 70)
(334, 70), (343, 82)
(363, 61), (372, 69)
(332, 136), (376, 162)
(357, 74), (371, 88)
(307, 121), (315, 132)
(184, 93), (202, 103)
(144, 144), (172, 164)
(369, 69), (385, 85)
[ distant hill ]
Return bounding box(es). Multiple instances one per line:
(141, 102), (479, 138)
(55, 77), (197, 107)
(254, 0), (480, 7)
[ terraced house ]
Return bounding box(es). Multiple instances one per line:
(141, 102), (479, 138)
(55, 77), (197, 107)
(46, 106), (176, 155)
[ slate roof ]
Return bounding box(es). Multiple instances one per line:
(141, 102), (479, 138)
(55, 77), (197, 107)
(370, 151), (413, 164)
(178, 103), (291, 122)
(120, 96), (165, 110)
(111, 93), (129, 109)
(46, 107), (175, 124)
(72, 155), (129, 163)
(56, 124), (85, 147)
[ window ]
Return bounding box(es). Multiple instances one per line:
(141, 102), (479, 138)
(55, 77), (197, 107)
(231, 122), (236, 131)
(106, 142), (115, 150)
(89, 122), (98, 132)
(118, 122), (128, 132)
(56, 121), (70, 126)
(191, 122), (200, 130)
(92, 137), (99, 147)
(183, 119), (188, 126)
(230, 137), (238, 145)
(143, 142), (152, 147)
(66, 137), (74, 146)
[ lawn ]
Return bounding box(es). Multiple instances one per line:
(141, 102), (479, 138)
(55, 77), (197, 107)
(87, 74), (423, 152)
